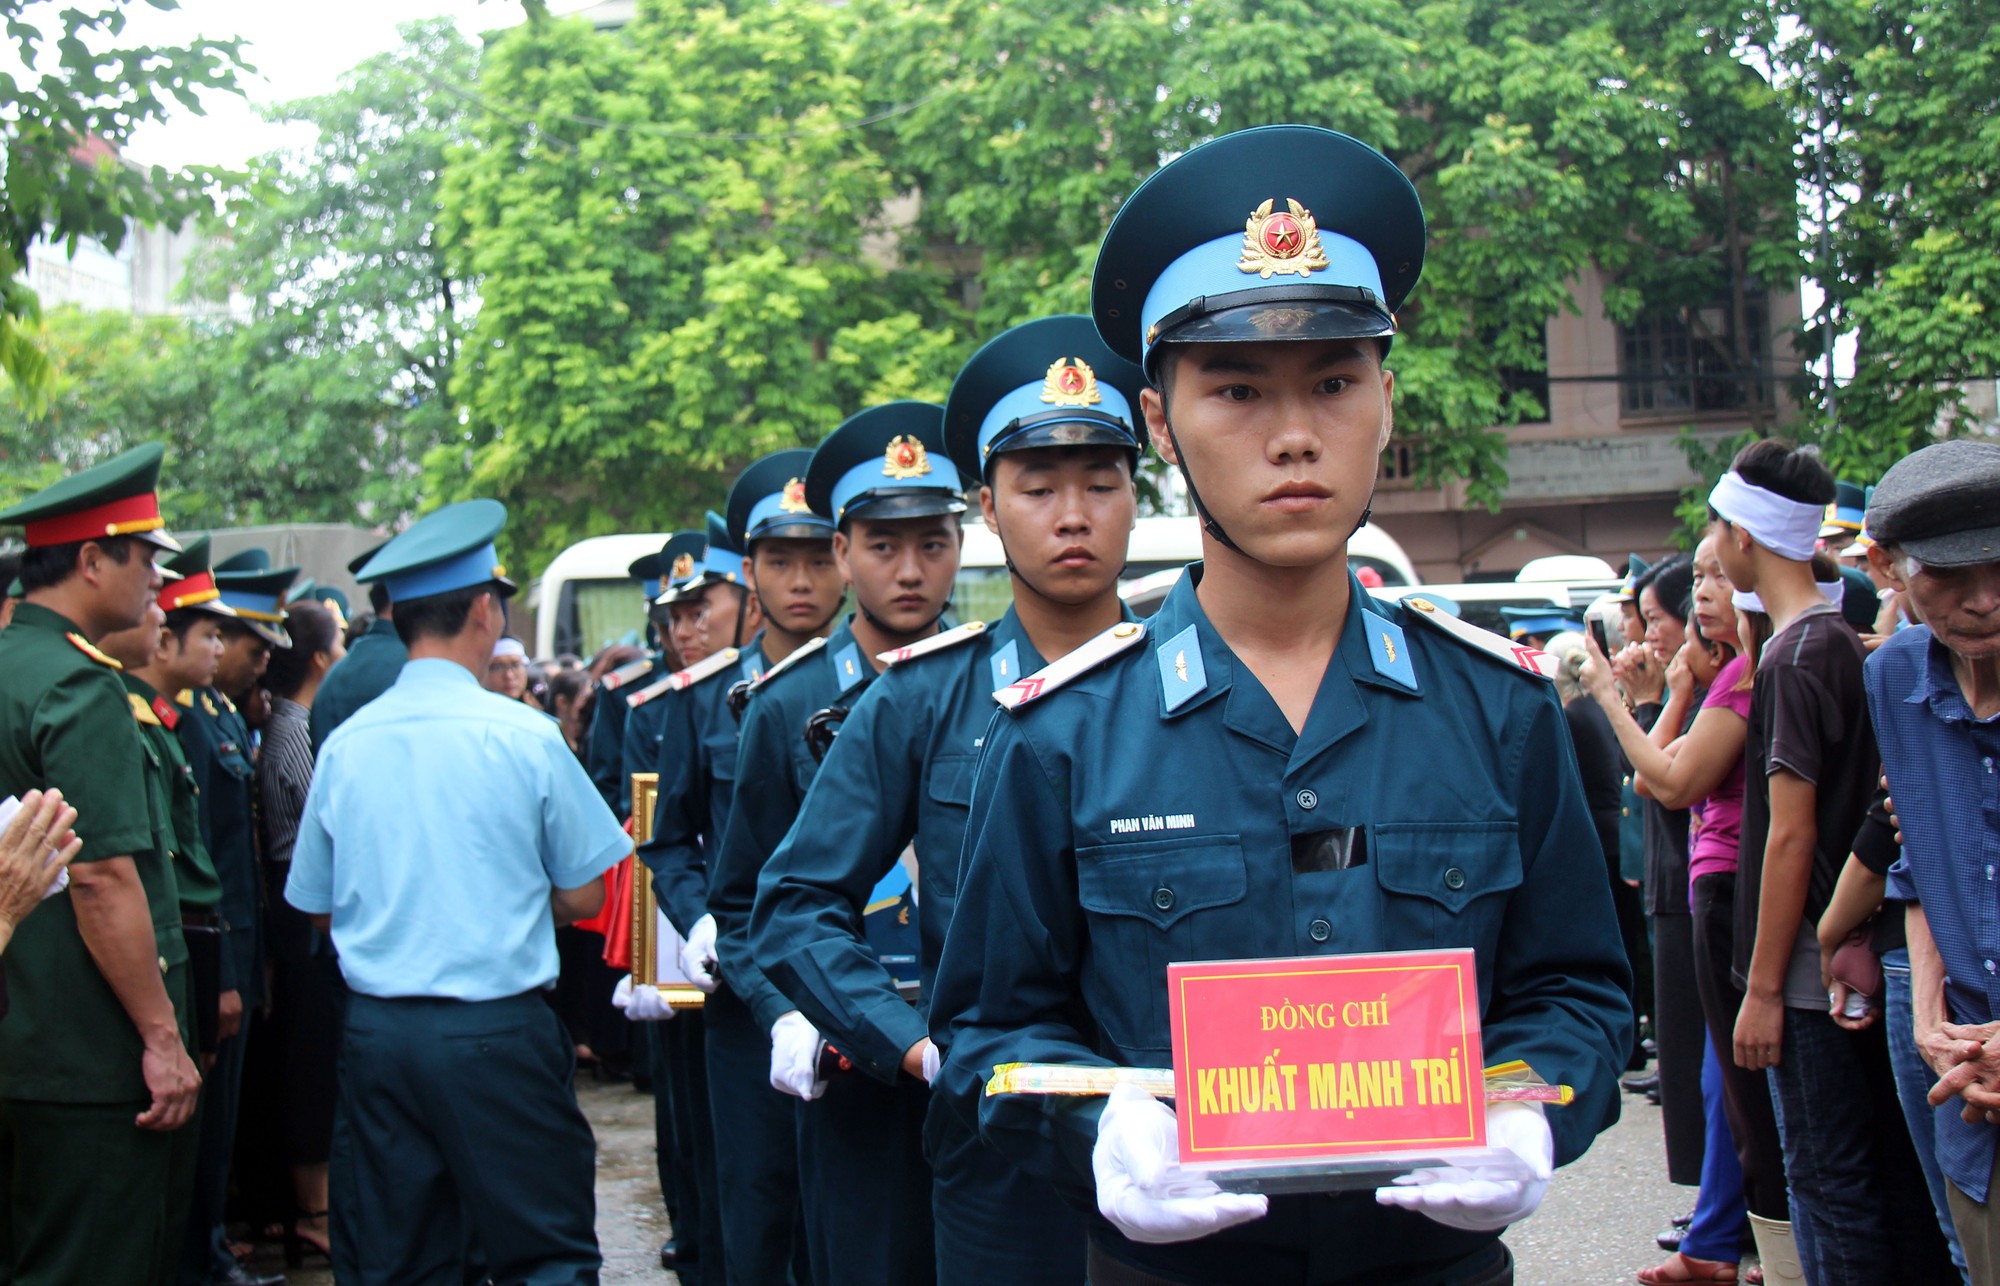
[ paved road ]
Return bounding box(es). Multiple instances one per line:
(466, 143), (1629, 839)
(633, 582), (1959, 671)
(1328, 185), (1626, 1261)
(270, 1069), (1714, 1286)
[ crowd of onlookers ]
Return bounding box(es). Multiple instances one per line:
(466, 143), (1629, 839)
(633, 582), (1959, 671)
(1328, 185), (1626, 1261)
(1535, 437), (2000, 1286)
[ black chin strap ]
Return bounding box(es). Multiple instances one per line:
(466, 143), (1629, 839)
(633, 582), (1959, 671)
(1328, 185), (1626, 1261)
(1162, 408), (1375, 555)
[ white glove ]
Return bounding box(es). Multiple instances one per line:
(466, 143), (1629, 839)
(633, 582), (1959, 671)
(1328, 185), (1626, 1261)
(680, 914), (719, 994)
(1092, 1082), (1269, 1245)
(1375, 1102), (1553, 1231)
(611, 975), (677, 1023)
(769, 1011), (827, 1101)
(921, 1040), (941, 1085)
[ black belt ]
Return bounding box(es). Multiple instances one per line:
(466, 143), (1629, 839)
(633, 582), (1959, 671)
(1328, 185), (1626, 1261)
(1085, 1240), (1511, 1286)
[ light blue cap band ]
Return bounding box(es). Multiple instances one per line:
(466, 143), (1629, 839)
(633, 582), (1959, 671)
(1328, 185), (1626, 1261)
(829, 454), (967, 524)
(976, 379), (1137, 460)
(697, 545), (743, 582)
(1140, 227), (1385, 368)
(381, 541), (506, 603)
(1504, 613), (1582, 640)
(745, 494), (835, 543)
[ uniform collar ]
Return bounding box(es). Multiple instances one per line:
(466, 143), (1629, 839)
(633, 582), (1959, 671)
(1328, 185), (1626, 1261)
(987, 608), (1048, 692)
(397, 656), (483, 689)
(8, 601), (84, 638)
(1150, 565), (1418, 761)
(1908, 626), (2000, 725)
(369, 616), (400, 639)
(824, 615), (870, 699)
(121, 672), (160, 702)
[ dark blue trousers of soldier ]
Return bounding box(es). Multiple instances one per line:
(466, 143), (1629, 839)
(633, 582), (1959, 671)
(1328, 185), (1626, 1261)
(704, 986), (814, 1286)
(655, 1014), (727, 1285)
(331, 993), (600, 1286)
(797, 1070), (934, 1286)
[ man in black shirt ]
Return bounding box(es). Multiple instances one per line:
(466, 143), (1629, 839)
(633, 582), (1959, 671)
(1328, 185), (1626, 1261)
(1713, 438), (1949, 1284)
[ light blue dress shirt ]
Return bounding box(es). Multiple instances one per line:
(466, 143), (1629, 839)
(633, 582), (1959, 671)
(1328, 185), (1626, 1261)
(286, 657), (632, 1001)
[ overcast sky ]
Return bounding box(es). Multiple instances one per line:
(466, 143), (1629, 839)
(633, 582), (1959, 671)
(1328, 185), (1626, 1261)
(117, 0), (599, 169)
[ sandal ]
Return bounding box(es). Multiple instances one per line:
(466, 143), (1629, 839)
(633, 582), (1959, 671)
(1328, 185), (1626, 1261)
(1744, 1270), (1762, 1285)
(1636, 1252), (1738, 1284)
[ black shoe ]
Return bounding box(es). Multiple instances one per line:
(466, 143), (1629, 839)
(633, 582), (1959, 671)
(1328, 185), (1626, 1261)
(1656, 1224), (1685, 1252)
(1672, 1210), (1694, 1229)
(208, 1265), (286, 1286)
(1643, 1037), (1657, 1057)
(1621, 1071), (1660, 1094)
(660, 1239), (680, 1271)
(1645, 1087), (1661, 1105)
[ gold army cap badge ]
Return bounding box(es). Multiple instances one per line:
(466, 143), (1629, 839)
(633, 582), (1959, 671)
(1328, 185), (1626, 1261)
(1040, 357), (1103, 409)
(671, 552), (695, 579)
(779, 477), (812, 513)
(882, 435), (932, 480)
(1237, 197), (1331, 279)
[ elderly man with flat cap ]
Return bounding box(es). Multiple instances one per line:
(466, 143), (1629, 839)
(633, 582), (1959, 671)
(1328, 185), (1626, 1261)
(1864, 440), (2000, 1284)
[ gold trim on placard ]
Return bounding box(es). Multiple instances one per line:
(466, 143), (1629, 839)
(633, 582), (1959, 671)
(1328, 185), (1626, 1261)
(629, 772), (704, 1008)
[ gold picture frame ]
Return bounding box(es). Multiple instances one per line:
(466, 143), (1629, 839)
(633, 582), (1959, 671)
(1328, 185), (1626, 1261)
(629, 771), (707, 1009)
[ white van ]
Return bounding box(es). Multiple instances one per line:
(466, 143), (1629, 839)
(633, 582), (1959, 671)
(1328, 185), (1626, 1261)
(532, 518), (1423, 657)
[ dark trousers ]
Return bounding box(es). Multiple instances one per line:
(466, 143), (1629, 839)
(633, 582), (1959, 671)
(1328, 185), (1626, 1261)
(927, 1096), (1086, 1285)
(1651, 910), (1707, 1186)
(0, 1096), (194, 1286)
(1084, 1239), (1512, 1286)
(658, 1014), (726, 1285)
(1689, 873), (1788, 1219)
(1767, 1005), (1955, 1286)
(179, 1010), (252, 1285)
(330, 992), (600, 1286)
(796, 1070), (935, 1286)
(703, 986), (811, 1286)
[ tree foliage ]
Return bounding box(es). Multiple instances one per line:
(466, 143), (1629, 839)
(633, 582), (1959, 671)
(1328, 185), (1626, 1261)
(0, 0), (245, 400)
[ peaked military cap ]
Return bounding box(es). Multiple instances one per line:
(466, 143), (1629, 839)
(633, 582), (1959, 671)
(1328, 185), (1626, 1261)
(215, 551), (300, 648)
(627, 549), (665, 603)
(944, 315), (1149, 478)
(1092, 125), (1425, 382)
(345, 540), (388, 578)
(804, 402), (965, 527)
(1499, 605), (1586, 641)
(284, 576), (319, 607)
(650, 529), (707, 605)
(159, 535), (237, 618)
(1616, 553), (1648, 602)
(1818, 479), (1869, 539)
(356, 499), (516, 608)
(727, 449), (834, 549)
(0, 441), (183, 552)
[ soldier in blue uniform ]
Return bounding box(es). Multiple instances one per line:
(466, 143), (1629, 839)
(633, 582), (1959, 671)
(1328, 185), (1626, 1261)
(583, 538), (679, 812)
(637, 451), (843, 1286)
(311, 541), (406, 753)
(710, 402), (966, 1286)
(285, 500), (630, 1286)
(926, 125), (1631, 1286)
(750, 315), (1147, 1283)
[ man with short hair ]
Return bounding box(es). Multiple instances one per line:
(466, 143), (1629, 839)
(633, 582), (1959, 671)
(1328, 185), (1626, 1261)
(0, 443), (204, 1284)
(310, 542), (404, 753)
(1712, 437), (1949, 1282)
(1864, 439), (2000, 1284)
(286, 499), (630, 1286)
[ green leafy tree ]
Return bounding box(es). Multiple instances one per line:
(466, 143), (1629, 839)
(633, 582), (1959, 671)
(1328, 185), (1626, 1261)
(439, 0), (961, 570)
(0, 1), (245, 400)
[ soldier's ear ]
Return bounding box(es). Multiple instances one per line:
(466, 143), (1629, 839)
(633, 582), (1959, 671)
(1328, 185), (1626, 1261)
(1141, 389), (1177, 466)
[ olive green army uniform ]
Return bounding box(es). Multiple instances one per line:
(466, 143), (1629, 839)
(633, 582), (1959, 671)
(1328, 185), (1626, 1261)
(0, 604), (197, 1286)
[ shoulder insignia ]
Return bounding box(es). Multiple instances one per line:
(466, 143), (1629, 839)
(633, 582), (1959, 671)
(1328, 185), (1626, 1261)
(1156, 624), (1208, 712)
(1401, 597), (1559, 681)
(1359, 607), (1419, 693)
(201, 693), (220, 717)
(601, 652), (657, 692)
(626, 673), (676, 709)
(149, 695), (180, 730)
(174, 689), (194, 708)
(128, 692), (161, 726)
(668, 647), (744, 693)
(995, 621), (1146, 711)
(751, 635), (827, 690)
(878, 620), (986, 668)
(219, 693), (237, 713)
(65, 633), (122, 670)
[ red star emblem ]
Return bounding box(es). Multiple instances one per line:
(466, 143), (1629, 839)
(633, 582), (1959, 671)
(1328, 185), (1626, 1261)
(1262, 213), (1304, 258)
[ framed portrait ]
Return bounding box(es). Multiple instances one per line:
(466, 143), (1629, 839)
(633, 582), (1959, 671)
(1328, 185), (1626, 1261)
(630, 772), (707, 1009)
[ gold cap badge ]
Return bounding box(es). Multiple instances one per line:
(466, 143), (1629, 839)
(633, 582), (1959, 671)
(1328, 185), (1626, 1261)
(1040, 358), (1103, 409)
(779, 478), (811, 513)
(1237, 197), (1330, 279)
(671, 552), (695, 579)
(882, 435), (932, 480)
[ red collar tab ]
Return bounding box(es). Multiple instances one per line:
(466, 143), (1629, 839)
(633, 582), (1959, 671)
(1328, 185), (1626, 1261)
(23, 493), (164, 548)
(149, 695), (180, 729)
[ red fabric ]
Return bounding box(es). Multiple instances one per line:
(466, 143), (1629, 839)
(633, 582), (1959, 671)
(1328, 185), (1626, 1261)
(23, 492), (161, 547)
(588, 857), (635, 971)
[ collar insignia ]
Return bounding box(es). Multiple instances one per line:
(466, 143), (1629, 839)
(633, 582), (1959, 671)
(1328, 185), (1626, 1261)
(149, 695), (180, 730)
(1040, 358), (1103, 409)
(1361, 607), (1418, 692)
(989, 638), (1018, 693)
(1157, 624), (1208, 713)
(201, 693), (220, 717)
(671, 552), (695, 580)
(882, 436), (931, 481)
(1238, 197), (1331, 279)
(65, 633), (123, 669)
(779, 478), (811, 513)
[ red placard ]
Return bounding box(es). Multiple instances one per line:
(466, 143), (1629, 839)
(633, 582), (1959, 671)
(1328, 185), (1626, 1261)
(1168, 949), (1485, 1167)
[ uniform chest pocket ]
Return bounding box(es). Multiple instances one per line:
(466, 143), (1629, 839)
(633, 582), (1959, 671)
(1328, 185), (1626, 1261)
(1371, 821), (1522, 952)
(216, 746), (254, 782)
(919, 754), (975, 904)
(1075, 835), (1247, 1055)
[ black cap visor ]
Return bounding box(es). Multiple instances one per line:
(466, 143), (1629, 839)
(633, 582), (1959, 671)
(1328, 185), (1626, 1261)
(1904, 527), (2000, 570)
(1148, 297), (1395, 381)
(240, 618), (293, 650)
(747, 520), (836, 546)
(838, 490), (969, 526)
(984, 413), (1142, 473)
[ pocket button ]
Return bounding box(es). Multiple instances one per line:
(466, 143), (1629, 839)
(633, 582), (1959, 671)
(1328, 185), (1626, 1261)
(1308, 918), (1331, 943)
(1153, 887), (1175, 911)
(1296, 789), (1318, 811)
(1443, 866), (1467, 891)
